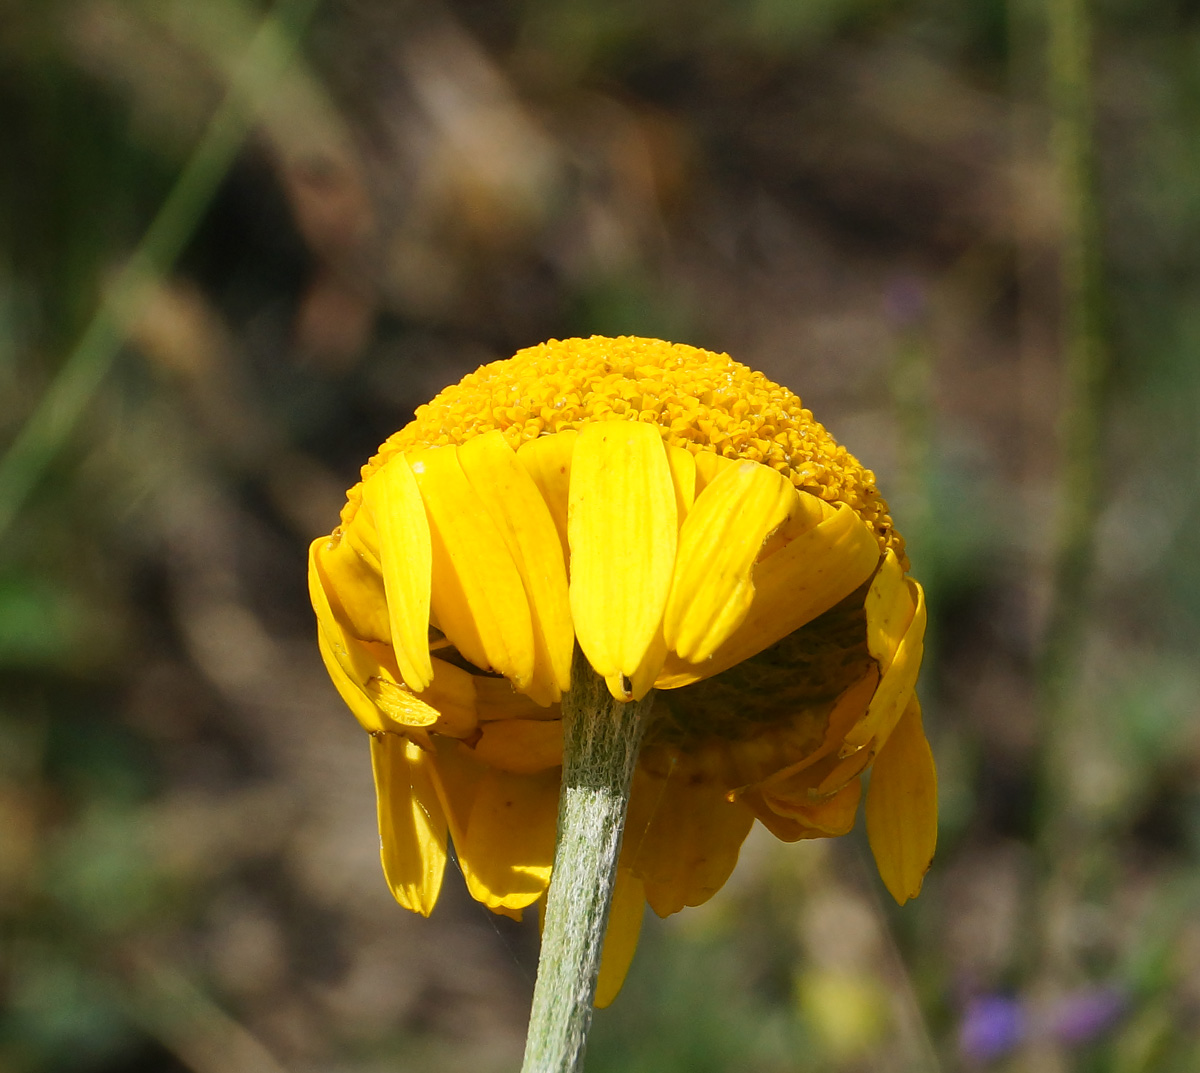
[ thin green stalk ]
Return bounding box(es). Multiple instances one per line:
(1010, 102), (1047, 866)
(1040, 0), (1107, 713)
(521, 651), (655, 1073)
(1022, 0), (1111, 1045)
(0, 0), (323, 544)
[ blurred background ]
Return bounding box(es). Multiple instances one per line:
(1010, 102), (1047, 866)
(2, 0), (1199, 1070)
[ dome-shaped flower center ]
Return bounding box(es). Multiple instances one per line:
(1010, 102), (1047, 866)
(342, 335), (905, 569)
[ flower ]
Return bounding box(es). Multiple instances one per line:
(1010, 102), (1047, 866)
(309, 336), (936, 1005)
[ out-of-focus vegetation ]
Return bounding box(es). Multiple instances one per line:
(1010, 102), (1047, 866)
(2, 0), (1199, 1070)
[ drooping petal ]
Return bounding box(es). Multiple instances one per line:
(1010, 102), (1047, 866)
(370, 733), (448, 915)
(421, 658), (479, 736)
(474, 719), (564, 774)
(745, 668), (879, 796)
(426, 737), (485, 851)
(865, 696), (937, 904)
(362, 677), (441, 729)
(656, 504), (880, 687)
(474, 676), (563, 722)
(309, 537), (385, 682)
(408, 445), (536, 689)
(516, 430), (577, 560)
(761, 774), (863, 836)
(841, 579), (925, 755)
(458, 430), (574, 704)
(361, 453), (434, 691)
(625, 763), (755, 917)
(813, 746), (874, 798)
(568, 421), (677, 700)
(316, 629), (390, 733)
(459, 766), (560, 910)
(594, 870), (646, 1009)
(311, 538), (392, 731)
(863, 549), (912, 669)
(366, 656), (479, 738)
(315, 531), (391, 643)
(663, 460), (796, 662)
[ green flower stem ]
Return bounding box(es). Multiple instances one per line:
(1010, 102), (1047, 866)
(521, 651), (655, 1073)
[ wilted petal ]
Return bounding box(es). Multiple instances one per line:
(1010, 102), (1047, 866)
(865, 696), (937, 904)
(842, 580), (925, 755)
(864, 549), (914, 669)
(366, 656), (478, 738)
(761, 775), (862, 836)
(626, 763), (755, 917)
(316, 630), (391, 733)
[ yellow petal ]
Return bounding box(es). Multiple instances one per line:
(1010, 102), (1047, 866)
(865, 696), (937, 904)
(594, 870), (645, 1008)
(311, 538), (392, 731)
(746, 668), (878, 796)
(312, 532), (386, 657)
(418, 657), (479, 737)
(409, 445), (536, 688)
(666, 443), (697, 522)
(841, 580), (925, 755)
(361, 453), (434, 691)
(459, 766), (560, 910)
(663, 460), (796, 662)
(516, 430), (577, 560)
(315, 530), (390, 643)
(365, 656), (479, 738)
(814, 747), (874, 798)
(459, 430), (574, 704)
(616, 624), (669, 703)
(316, 629), (388, 733)
(625, 764), (754, 917)
(758, 489), (834, 560)
(474, 719), (564, 774)
(475, 675), (562, 722)
(761, 775), (863, 836)
(692, 449), (735, 494)
(363, 676), (440, 728)
(656, 504), (880, 687)
(370, 733), (448, 915)
(568, 421), (677, 700)
(864, 550), (913, 669)
(426, 737), (485, 851)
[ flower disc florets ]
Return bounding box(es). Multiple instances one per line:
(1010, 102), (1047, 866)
(309, 336), (935, 1007)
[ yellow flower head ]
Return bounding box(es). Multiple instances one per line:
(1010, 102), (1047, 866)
(309, 336), (936, 1005)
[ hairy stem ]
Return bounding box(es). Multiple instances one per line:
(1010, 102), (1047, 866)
(520, 651), (654, 1073)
